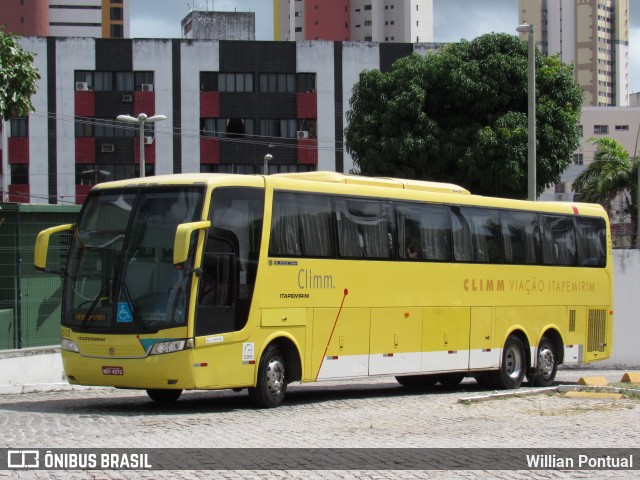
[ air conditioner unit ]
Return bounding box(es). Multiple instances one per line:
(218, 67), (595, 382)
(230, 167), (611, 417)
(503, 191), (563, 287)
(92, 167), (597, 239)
(121, 94), (133, 103)
(144, 136), (154, 145)
(297, 130), (309, 139)
(75, 81), (89, 91)
(101, 144), (115, 153)
(555, 193), (566, 201)
(141, 83), (154, 92)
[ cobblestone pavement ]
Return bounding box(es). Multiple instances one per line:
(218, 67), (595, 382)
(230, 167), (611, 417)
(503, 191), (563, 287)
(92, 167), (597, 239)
(0, 368), (639, 479)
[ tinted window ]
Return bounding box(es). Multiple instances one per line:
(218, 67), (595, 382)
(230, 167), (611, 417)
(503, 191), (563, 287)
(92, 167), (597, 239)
(576, 217), (606, 267)
(501, 211), (541, 264)
(452, 207), (502, 263)
(336, 198), (392, 259)
(542, 215), (576, 266)
(269, 192), (334, 258)
(396, 203), (451, 261)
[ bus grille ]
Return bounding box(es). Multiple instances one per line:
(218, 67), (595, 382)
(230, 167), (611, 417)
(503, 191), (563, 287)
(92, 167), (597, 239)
(569, 310), (576, 332)
(587, 309), (607, 353)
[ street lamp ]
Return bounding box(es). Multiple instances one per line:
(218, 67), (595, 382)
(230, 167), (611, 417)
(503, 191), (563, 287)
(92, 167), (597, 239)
(263, 153), (272, 175)
(116, 113), (166, 178)
(517, 23), (536, 201)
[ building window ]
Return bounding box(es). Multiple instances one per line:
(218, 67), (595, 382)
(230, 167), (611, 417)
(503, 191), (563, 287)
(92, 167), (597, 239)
(573, 153), (584, 165)
(295, 27), (302, 32)
(11, 165), (28, 185)
(10, 118), (28, 137)
(364, 20), (372, 26)
(260, 73), (296, 93)
(110, 24), (123, 38)
(615, 125), (629, 131)
(365, 36), (372, 41)
(364, 5), (372, 10)
(555, 183), (566, 194)
(297, 73), (316, 92)
(593, 125), (609, 135)
(75, 119), (94, 137)
(200, 72), (217, 91)
(135, 72), (155, 90)
(110, 7), (123, 20)
(578, 125), (583, 137)
(219, 73), (253, 93)
(201, 118), (254, 138)
(260, 119), (297, 139)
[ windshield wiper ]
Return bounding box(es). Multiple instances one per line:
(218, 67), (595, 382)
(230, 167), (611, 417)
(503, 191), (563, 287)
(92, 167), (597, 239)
(79, 280), (112, 331)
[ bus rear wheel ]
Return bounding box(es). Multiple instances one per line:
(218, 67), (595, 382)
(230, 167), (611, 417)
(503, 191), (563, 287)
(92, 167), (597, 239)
(249, 345), (287, 408)
(395, 374), (439, 388)
(527, 337), (558, 387)
(146, 389), (182, 403)
(490, 336), (527, 389)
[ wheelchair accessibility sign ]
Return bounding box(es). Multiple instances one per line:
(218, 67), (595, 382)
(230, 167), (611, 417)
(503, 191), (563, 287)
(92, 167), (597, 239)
(117, 302), (133, 323)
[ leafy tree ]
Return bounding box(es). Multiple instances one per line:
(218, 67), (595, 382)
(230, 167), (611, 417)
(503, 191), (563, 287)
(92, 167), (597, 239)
(572, 137), (638, 244)
(0, 27), (40, 119)
(345, 33), (583, 199)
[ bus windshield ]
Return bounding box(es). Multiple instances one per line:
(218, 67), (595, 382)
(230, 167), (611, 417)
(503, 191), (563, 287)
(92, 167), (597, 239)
(63, 186), (204, 333)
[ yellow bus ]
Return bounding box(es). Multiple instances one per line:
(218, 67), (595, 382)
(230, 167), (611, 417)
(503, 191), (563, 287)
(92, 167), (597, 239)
(35, 171), (613, 407)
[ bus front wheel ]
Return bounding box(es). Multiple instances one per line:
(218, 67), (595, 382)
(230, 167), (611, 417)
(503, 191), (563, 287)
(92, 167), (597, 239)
(491, 336), (527, 389)
(146, 389), (182, 403)
(527, 337), (558, 387)
(249, 345), (287, 408)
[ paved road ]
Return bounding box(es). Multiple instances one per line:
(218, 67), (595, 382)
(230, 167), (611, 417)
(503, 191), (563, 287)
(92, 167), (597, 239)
(0, 368), (639, 479)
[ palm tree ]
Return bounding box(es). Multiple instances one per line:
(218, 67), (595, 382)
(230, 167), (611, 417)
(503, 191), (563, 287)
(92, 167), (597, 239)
(572, 137), (638, 246)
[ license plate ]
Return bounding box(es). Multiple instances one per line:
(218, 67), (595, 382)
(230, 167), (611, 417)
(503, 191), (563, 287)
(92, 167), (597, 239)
(102, 366), (124, 375)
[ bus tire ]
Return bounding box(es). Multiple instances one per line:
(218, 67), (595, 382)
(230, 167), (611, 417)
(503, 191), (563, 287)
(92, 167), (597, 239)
(248, 344), (287, 408)
(395, 374), (438, 388)
(437, 373), (465, 387)
(527, 337), (558, 387)
(491, 336), (527, 389)
(146, 389), (182, 403)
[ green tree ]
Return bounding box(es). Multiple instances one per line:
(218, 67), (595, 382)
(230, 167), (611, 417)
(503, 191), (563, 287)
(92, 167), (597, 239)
(572, 137), (638, 243)
(345, 33), (583, 199)
(0, 27), (40, 119)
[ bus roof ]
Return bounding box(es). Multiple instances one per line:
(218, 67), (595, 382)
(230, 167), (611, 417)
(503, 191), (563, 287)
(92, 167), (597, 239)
(270, 171), (471, 195)
(87, 171), (607, 219)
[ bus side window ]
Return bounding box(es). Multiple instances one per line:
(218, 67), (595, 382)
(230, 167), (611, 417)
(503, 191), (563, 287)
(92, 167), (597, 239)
(576, 217), (606, 267)
(396, 203), (451, 261)
(501, 211), (540, 264)
(336, 199), (392, 259)
(541, 215), (577, 266)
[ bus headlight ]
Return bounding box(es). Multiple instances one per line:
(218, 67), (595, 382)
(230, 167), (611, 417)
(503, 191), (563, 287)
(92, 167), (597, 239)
(149, 338), (194, 355)
(61, 338), (80, 353)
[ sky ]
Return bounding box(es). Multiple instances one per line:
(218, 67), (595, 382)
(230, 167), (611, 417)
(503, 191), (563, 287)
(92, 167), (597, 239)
(130, 0), (640, 94)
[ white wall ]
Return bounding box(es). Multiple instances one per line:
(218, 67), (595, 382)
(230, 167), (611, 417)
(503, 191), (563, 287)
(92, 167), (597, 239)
(600, 249), (640, 368)
(181, 40), (219, 174)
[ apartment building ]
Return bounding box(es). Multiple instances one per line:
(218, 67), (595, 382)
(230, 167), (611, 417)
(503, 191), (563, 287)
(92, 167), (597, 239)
(274, 0), (433, 43)
(519, 0), (629, 106)
(0, 38), (439, 204)
(0, 0), (129, 38)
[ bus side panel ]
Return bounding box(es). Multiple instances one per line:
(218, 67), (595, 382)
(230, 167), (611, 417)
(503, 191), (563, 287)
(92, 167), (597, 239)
(369, 307), (422, 375)
(192, 340), (255, 389)
(561, 306), (585, 365)
(469, 307), (497, 370)
(421, 307), (470, 373)
(312, 308), (369, 380)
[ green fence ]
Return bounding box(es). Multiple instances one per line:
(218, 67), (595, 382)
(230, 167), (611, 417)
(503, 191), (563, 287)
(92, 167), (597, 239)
(0, 203), (80, 350)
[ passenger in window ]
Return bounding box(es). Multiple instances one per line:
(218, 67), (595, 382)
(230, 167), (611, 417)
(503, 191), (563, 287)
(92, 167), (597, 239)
(406, 239), (418, 260)
(199, 273), (218, 306)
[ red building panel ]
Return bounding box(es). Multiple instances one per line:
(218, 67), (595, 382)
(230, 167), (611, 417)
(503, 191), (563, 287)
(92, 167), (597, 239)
(8, 184), (30, 203)
(134, 91), (156, 116)
(200, 138), (220, 164)
(297, 92), (317, 118)
(75, 91), (95, 117)
(75, 185), (93, 205)
(305, 0), (350, 41)
(297, 138), (318, 165)
(200, 92), (220, 118)
(8, 137), (29, 164)
(134, 141), (156, 164)
(1, 0), (49, 36)
(75, 138), (96, 164)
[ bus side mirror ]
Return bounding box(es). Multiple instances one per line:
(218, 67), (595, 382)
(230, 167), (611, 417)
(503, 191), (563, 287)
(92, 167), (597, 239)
(173, 220), (211, 266)
(34, 224), (74, 271)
